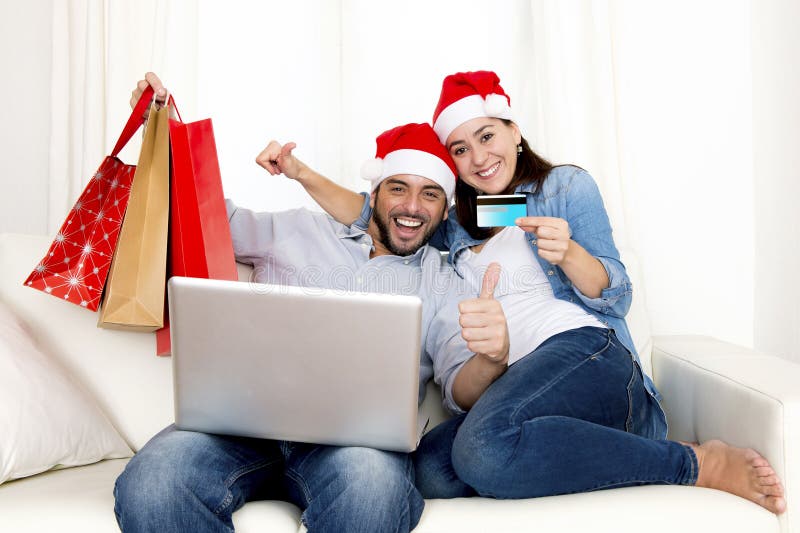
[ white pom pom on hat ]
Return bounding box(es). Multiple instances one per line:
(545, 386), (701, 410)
(483, 92), (510, 117)
(360, 157), (384, 182)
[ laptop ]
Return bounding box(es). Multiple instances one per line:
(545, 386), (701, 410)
(167, 276), (424, 452)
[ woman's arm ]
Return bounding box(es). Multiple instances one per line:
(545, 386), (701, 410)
(517, 168), (632, 315)
(515, 216), (608, 298)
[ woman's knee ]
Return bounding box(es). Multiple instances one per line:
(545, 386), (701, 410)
(450, 420), (515, 491)
(451, 415), (568, 495)
(414, 416), (474, 499)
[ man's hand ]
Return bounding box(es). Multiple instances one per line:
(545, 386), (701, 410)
(130, 72), (169, 121)
(516, 216), (571, 265)
(458, 262), (509, 365)
(255, 141), (308, 182)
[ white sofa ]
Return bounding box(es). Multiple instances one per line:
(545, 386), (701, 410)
(0, 232), (797, 533)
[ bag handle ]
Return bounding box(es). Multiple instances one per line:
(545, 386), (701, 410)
(165, 92), (184, 123)
(111, 86), (155, 157)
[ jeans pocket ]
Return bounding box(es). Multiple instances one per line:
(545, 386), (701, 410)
(624, 356), (667, 438)
(624, 355), (643, 433)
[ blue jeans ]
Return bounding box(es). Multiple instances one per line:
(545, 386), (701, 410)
(114, 426), (423, 532)
(414, 327), (698, 499)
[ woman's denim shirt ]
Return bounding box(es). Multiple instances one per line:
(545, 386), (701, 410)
(430, 165), (662, 404)
(356, 166), (665, 433)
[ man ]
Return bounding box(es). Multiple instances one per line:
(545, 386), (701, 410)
(114, 74), (474, 533)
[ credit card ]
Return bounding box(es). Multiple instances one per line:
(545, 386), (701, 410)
(476, 194), (527, 227)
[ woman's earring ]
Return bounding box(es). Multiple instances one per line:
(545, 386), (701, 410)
(517, 144), (523, 156)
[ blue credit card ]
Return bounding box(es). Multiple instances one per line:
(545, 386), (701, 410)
(476, 194), (527, 227)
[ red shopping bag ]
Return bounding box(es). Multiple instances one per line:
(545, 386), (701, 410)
(155, 116), (238, 355)
(24, 87), (156, 310)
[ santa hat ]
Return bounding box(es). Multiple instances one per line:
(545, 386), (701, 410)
(361, 122), (457, 200)
(431, 70), (513, 145)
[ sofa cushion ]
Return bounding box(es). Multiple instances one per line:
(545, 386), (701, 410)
(0, 458), (303, 533)
(0, 234), (174, 451)
(0, 302), (132, 484)
(412, 486), (779, 533)
(0, 458), (778, 533)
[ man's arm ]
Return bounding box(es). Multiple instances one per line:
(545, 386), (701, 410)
(255, 141), (364, 226)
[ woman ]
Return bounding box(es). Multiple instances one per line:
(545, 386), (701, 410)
(177, 70), (785, 514)
(418, 72), (783, 514)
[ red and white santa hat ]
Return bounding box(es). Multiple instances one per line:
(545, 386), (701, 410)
(431, 70), (513, 145)
(361, 122), (457, 200)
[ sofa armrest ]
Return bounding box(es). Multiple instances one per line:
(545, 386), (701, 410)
(652, 335), (798, 532)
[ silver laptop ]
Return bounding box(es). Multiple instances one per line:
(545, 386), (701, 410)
(168, 276), (423, 452)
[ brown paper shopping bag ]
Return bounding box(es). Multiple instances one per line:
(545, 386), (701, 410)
(97, 103), (171, 331)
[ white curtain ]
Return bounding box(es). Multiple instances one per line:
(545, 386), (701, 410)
(48, 0), (636, 242)
(48, 0), (198, 234)
(526, 1), (631, 247)
(43, 0), (798, 358)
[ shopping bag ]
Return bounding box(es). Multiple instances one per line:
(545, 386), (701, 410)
(23, 87), (156, 310)
(155, 117), (238, 355)
(97, 101), (171, 331)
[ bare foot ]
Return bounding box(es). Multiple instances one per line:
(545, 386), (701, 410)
(689, 440), (787, 514)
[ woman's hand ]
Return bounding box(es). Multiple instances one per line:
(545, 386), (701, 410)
(517, 216), (609, 298)
(516, 216), (571, 265)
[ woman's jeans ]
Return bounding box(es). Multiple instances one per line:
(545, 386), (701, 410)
(114, 426), (423, 533)
(414, 326), (698, 499)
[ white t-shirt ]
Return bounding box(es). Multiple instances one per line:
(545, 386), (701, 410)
(460, 226), (605, 365)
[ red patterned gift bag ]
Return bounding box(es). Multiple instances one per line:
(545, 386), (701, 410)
(24, 87), (156, 310)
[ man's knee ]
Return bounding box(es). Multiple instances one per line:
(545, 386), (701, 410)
(114, 440), (191, 519)
(301, 447), (423, 532)
(336, 447), (413, 497)
(113, 428), (224, 526)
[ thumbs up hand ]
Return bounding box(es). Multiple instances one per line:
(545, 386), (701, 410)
(458, 262), (510, 366)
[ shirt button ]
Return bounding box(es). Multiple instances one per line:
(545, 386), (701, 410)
(356, 276), (363, 284)
(547, 270), (554, 276)
(531, 239), (537, 245)
(403, 260), (409, 265)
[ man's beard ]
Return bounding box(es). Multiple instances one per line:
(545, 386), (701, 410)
(372, 206), (441, 257)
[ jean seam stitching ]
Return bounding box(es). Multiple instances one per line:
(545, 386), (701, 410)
(579, 478), (683, 492)
(685, 444), (698, 485)
(284, 467), (313, 508)
(212, 457), (282, 515)
(624, 357), (640, 433)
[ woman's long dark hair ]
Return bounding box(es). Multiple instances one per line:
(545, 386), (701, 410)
(454, 120), (554, 240)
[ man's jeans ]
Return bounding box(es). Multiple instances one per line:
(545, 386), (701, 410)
(114, 426), (424, 533)
(414, 326), (698, 498)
